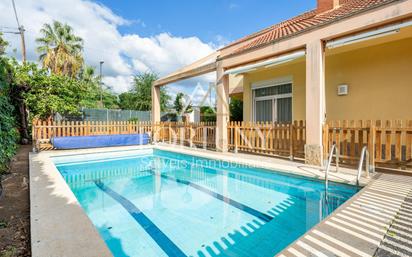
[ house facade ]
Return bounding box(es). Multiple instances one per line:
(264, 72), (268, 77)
(152, 0), (412, 166)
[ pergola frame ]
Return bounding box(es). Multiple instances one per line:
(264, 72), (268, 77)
(152, 0), (412, 165)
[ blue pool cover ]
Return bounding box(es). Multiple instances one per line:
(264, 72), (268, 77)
(51, 134), (150, 149)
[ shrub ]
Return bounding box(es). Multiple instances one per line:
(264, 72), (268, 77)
(128, 117), (139, 122)
(230, 98), (243, 121)
(0, 59), (19, 174)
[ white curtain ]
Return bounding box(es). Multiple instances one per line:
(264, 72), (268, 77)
(255, 100), (272, 122)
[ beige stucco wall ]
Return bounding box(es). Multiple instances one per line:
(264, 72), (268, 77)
(326, 37), (412, 120)
(231, 37), (412, 122)
(230, 60), (306, 122)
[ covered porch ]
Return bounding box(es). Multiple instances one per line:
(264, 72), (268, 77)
(152, 1), (412, 169)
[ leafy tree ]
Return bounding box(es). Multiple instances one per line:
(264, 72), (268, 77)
(101, 90), (119, 109)
(36, 20), (84, 77)
(0, 91), (19, 173)
(13, 63), (90, 120)
(174, 92), (192, 114)
(78, 65), (98, 83)
(118, 72), (170, 111)
(230, 98), (243, 121)
(77, 65), (119, 109)
(200, 106), (216, 122)
(0, 32), (8, 55)
(9, 60), (119, 123)
(1, 25), (122, 143)
(118, 92), (136, 109)
(0, 33), (19, 173)
(75, 66), (99, 108)
(174, 93), (184, 113)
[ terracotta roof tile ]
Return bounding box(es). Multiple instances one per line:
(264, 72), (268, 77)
(224, 0), (399, 56)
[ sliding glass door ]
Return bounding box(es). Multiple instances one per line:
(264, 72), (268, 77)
(253, 83), (292, 123)
(255, 99), (273, 122)
(277, 97), (292, 122)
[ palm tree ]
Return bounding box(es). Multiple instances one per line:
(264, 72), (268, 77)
(36, 20), (84, 77)
(79, 65), (97, 83)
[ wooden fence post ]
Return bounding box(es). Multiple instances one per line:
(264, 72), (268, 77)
(127, 121), (131, 134)
(234, 122), (238, 153)
(168, 123), (171, 143)
(189, 123), (193, 147)
(289, 123), (294, 161)
(85, 121), (89, 136)
(32, 119), (37, 152)
(152, 122), (157, 143)
(407, 120), (412, 163)
(369, 124), (376, 172)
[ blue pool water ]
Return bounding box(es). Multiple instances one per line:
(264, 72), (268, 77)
(54, 149), (359, 257)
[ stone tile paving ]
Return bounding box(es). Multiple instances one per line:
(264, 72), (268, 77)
(375, 187), (412, 257)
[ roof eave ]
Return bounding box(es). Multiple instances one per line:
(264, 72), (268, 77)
(219, 0), (402, 60)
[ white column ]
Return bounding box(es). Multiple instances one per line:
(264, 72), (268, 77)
(241, 75), (252, 122)
(152, 85), (161, 142)
(216, 61), (229, 152)
(152, 85), (161, 122)
(305, 40), (326, 166)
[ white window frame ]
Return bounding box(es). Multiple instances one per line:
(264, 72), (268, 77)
(252, 77), (293, 122)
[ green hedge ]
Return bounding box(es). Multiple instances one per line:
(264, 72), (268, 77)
(0, 58), (19, 174)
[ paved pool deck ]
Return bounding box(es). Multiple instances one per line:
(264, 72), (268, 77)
(29, 144), (412, 257)
(374, 189), (412, 257)
(277, 173), (412, 257)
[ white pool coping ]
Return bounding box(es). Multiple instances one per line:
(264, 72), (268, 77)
(155, 143), (372, 186)
(30, 144), (389, 257)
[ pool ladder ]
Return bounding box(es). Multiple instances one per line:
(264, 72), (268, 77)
(325, 143), (339, 189)
(357, 146), (372, 186)
(325, 144), (373, 189)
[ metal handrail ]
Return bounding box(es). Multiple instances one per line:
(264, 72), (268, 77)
(357, 146), (371, 186)
(325, 143), (339, 189)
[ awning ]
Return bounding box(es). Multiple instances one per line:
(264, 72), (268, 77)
(224, 50), (306, 75)
(326, 19), (412, 49)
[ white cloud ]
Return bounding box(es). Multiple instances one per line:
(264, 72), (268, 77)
(103, 75), (134, 93)
(214, 34), (231, 47)
(0, 0), (217, 94)
(120, 33), (214, 77)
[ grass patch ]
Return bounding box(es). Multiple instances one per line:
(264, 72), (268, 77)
(1, 246), (17, 257)
(0, 220), (7, 229)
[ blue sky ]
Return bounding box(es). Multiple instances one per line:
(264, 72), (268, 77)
(98, 0), (315, 45)
(0, 0), (316, 105)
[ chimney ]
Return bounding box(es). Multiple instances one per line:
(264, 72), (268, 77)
(317, 0), (340, 12)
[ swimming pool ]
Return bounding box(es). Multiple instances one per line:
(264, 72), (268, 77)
(54, 149), (359, 257)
